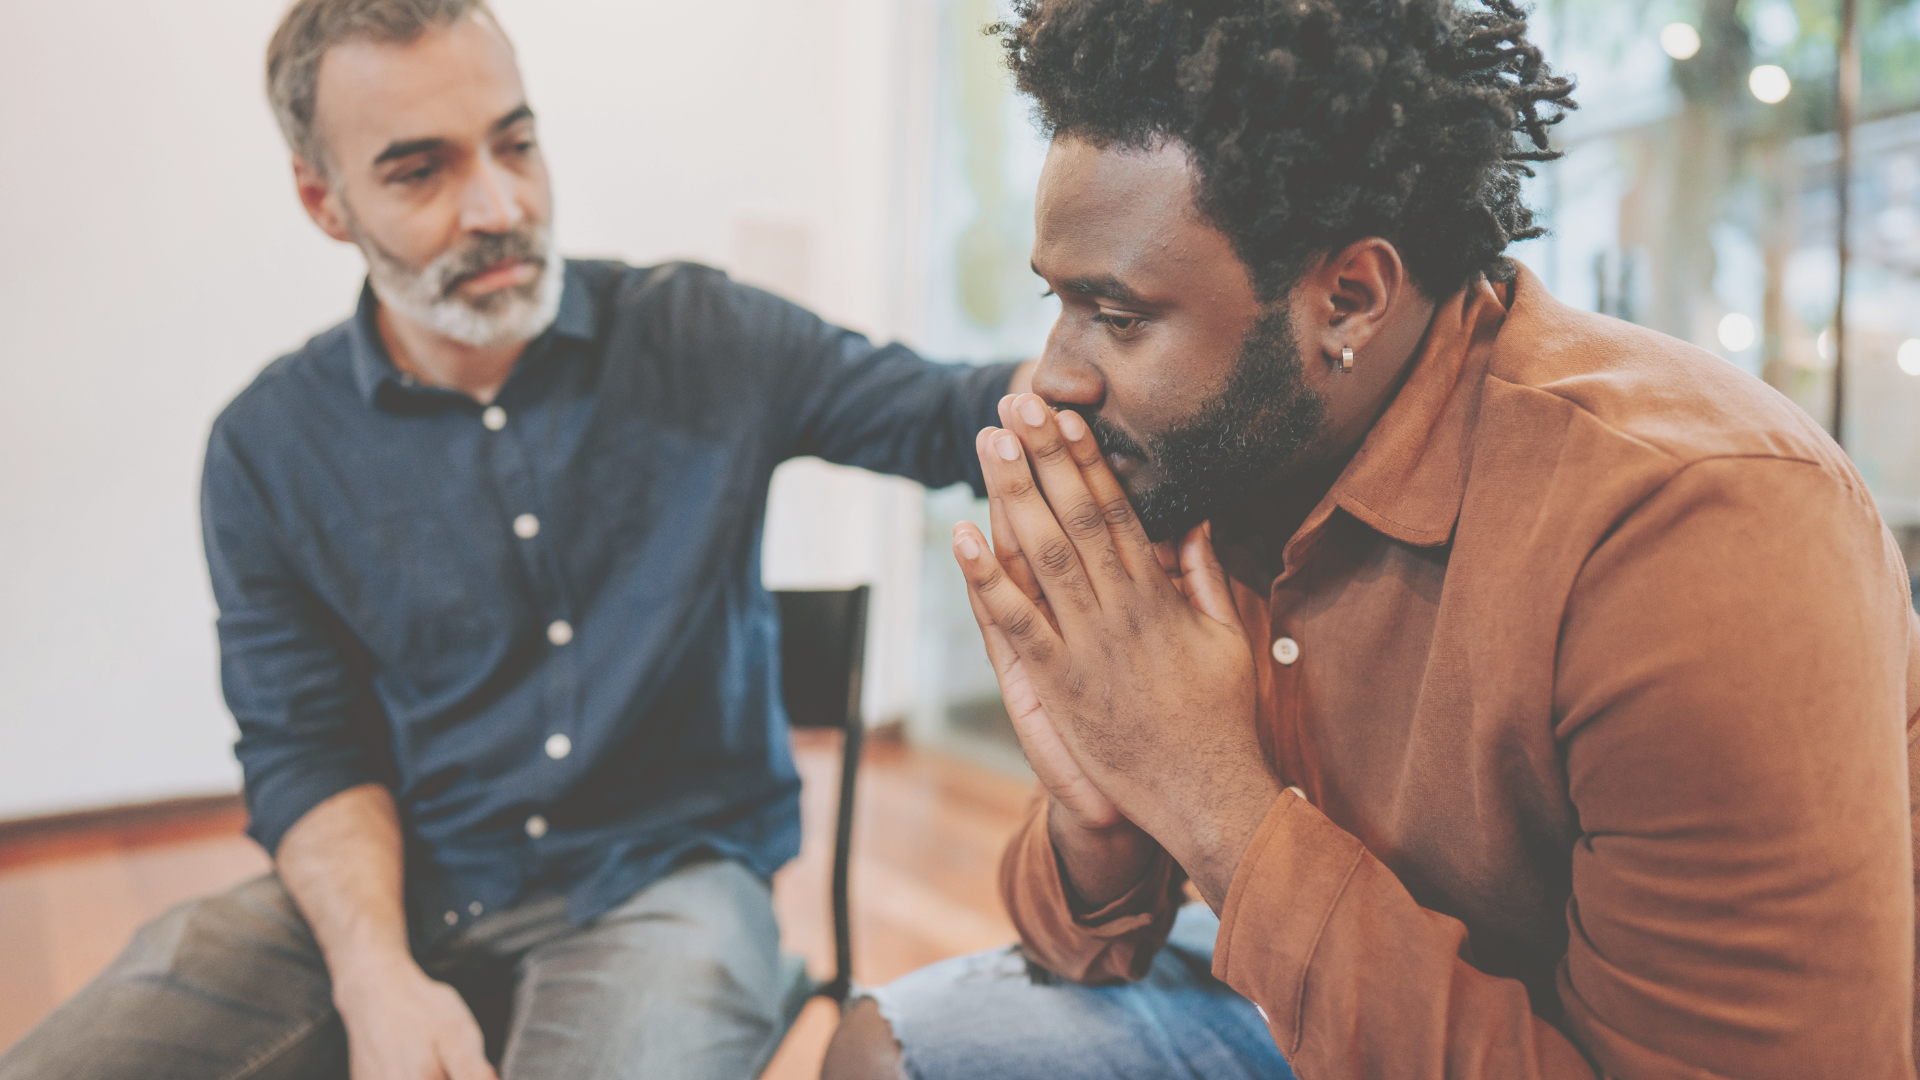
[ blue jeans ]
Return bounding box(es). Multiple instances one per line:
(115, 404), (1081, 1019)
(866, 904), (1294, 1080)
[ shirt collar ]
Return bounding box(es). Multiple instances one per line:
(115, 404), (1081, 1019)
(1277, 263), (1518, 571)
(347, 258), (597, 406)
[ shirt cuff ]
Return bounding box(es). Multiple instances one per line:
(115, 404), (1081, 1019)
(1212, 789), (1367, 1047)
(243, 763), (384, 855)
(1053, 833), (1179, 936)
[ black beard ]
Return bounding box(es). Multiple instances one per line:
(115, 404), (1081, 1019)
(1077, 307), (1329, 543)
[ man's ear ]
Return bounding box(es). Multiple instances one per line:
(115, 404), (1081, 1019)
(1298, 238), (1408, 362)
(293, 156), (353, 243)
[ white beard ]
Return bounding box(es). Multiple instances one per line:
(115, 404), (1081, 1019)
(351, 215), (563, 349)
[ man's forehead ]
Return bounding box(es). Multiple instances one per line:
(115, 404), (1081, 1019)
(1039, 137), (1195, 216)
(312, 14), (526, 165)
(1034, 136), (1211, 285)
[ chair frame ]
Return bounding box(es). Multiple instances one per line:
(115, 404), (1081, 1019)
(773, 585), (869, 1005)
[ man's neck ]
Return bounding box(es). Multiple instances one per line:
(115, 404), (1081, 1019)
(1213, 457), (1347, 586)
(375, 303), (527, 405)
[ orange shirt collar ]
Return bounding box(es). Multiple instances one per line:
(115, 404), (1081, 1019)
(1277, 265), (1518, 575)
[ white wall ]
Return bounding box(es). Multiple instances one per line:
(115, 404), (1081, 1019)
(0, 0), (932, 818)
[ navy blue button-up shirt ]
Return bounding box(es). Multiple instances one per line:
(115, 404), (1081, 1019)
(202, 259), (1014, 935)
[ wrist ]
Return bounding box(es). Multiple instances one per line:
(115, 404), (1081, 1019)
(1170, 773), (1284, 911)
(1048, 797), (1158, 913)
(329, 946), (425, 1011)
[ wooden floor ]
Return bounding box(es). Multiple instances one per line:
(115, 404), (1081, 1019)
(0, 730), (1036, 1079)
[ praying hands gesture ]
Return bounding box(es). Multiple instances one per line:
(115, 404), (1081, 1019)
(953, 393), (1284, 910)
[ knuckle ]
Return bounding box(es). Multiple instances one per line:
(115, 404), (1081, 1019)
(1000, 472), (1038, 500)
(1062, 501), (1106, 538)
(1034, 539), (1078, 576)
(1030, 438), (1072, 463)
(1101, 497), (1136, 525)
(970, 563), (1006, 593)
(1002, 607), (1034, 638)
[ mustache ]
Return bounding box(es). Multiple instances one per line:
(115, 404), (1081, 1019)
(1065, 408), (1149, 463)
(434, 228), (548, 299)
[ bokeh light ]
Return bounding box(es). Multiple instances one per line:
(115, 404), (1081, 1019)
(1660, 22), (1702, 60)
(1899, 339), (1920, 377)
(1749, 65), (1792, 104)
(1718, 313), (1756, 352)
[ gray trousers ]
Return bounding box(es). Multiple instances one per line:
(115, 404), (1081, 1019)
(0, 859), (792, 1080)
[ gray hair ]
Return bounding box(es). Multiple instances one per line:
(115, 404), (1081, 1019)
(266, 0), (497, 170)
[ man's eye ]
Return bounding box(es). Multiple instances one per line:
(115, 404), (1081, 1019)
(392, 163), (437, 185)
(1094, 312), (1145, 333)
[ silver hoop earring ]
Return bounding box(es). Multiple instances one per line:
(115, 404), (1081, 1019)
(1340, 346), (1355, 372)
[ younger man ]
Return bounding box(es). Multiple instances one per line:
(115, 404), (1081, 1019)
(829, 1), (1920, 1077)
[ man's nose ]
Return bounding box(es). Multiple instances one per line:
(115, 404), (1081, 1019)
(459, 157), (525, 234)
(1030, 337), (1104, 412)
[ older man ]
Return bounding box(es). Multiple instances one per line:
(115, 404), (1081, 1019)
(0, 2), (1025, 1079)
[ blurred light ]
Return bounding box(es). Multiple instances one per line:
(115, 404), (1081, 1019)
(1817, 329), (1834, 361)
(1749, 65), (1792, 104)
(1899, 339), (1920, 376)
(1753, 1), (1800, 48)
(1661, 22), (1702, 59)
(1718, 313), (1756, 352)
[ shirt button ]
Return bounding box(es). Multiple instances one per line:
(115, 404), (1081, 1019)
(525, 814), (549, 839)
(513, 513), (540, 539)
(1272, 636), (1300, 665)
(443, 910), (459, 925)
(545, 733), (573, 759)
(468, 901), (484, 917)
(481, 406), (507, 431)
(547, 619), (574, 646)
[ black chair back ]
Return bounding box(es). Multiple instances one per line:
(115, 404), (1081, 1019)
(773, 585), (870, 1003)
(776, 587), (869, 733)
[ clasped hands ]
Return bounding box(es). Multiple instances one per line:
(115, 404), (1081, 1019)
(953, 393), (1284, 910)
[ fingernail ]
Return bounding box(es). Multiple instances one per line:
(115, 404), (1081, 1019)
(994, 433), (1020, 461)
(1057, 410), (1087, 440)
(955, 531), (980, 560)
(1018, 397), (1047, 427)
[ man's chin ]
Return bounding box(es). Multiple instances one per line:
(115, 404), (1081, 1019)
(1124, 482), (1207, 544)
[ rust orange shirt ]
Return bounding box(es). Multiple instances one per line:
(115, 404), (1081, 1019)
(1000, 265), (1920, 1078)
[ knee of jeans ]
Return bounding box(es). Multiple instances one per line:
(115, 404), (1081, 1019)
(126, 876), (317, 983)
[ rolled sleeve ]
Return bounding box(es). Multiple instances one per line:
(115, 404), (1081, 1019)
(998, 793), (1185, 983)
(203, 423), (392, 854)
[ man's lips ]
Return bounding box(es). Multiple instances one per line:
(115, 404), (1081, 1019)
(453, 258), (539, 295)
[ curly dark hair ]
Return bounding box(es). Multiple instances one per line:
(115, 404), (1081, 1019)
(997, 0), (1576, 301)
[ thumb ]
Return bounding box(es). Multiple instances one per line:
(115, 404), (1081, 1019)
(1177, 522), (1240, 630)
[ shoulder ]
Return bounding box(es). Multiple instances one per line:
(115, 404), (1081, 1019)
(587, 259), (745, 323)
(208, 320), (360, 466)
(591, 259), (839, 375)
(1481, 268), (1860, 503)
